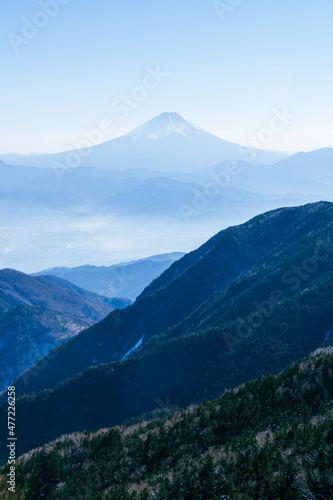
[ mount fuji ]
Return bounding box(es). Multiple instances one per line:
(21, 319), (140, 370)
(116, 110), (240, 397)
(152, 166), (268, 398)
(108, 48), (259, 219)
(0, 113), (289, 172)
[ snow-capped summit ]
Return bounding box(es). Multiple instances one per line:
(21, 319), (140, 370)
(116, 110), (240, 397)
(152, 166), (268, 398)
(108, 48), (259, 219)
(126, 112), (202, 141)
(0, 112), (289, 171)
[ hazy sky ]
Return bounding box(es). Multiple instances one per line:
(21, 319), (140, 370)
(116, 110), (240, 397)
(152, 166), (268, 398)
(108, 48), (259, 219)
(1, 0), (333, 154)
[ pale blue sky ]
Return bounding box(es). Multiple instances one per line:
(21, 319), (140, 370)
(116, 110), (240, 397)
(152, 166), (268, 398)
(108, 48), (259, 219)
(1, 0), (333, 154)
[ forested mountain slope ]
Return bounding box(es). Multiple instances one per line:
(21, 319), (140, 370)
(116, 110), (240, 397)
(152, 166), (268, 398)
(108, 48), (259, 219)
(2, 352), (332, 499)
(8, 202), (333, 403)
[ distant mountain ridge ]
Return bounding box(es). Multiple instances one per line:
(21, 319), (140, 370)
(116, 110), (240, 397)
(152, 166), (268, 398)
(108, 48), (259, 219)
(32, 252), (185, 300)
(0, 113), (289, 171)
(228, 147), (333, 196)
(0, 269), (129, 319)
(2, 146), (333, 274)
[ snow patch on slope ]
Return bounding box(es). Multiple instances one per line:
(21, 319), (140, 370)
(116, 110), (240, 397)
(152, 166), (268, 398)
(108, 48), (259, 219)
(121, 336), (144, 360)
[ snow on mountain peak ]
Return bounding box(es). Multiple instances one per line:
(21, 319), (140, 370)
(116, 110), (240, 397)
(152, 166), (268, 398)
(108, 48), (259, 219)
(126, 112), (201, 141)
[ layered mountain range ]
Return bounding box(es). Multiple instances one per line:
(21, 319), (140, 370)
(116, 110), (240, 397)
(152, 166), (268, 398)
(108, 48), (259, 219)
(2, 114), (333, 494)
(2, 201), (333, 458)
(1, 114), (332, 273)
(32, 252), (185, 301)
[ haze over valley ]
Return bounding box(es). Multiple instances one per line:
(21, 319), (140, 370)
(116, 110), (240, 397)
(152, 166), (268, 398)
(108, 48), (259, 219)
(1, 1), (333, 497)
(0, 113), (330, 274)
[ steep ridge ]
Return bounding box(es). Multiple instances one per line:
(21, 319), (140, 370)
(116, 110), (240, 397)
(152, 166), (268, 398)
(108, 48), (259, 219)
(6, 203), (330, 402)
(2, 202), (333, 455)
